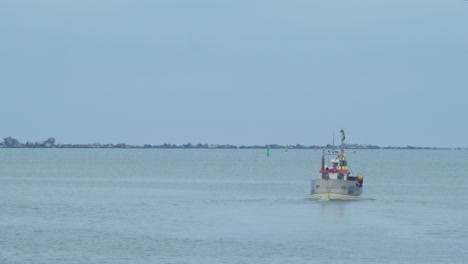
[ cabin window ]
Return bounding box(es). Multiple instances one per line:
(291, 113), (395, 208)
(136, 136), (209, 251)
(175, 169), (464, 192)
(348, 190), (354, 194)
(341, 186), (346, 190)
(316, 185), (320, 188)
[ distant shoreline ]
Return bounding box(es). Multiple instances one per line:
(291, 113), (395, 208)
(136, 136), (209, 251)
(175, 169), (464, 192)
(1, 137), (464, 150)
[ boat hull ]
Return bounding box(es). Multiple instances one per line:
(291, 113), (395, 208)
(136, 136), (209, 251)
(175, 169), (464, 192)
(310, 179), (362, 200)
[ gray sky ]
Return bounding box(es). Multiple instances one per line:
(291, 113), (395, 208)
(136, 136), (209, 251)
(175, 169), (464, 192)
(1, 0), (467, 147)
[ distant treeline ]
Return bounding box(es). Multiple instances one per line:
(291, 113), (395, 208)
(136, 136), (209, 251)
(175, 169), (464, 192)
(0, 137), (463, 150)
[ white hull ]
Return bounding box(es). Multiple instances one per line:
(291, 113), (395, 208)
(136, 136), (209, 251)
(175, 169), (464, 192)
(310, 193), (362, 200)
(310, 178), (363, 200)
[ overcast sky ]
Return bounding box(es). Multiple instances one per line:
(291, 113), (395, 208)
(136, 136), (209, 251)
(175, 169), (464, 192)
(1, 0), (467, 147)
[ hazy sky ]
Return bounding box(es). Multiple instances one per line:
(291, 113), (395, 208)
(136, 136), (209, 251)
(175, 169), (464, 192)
(1, 0), (467, 147)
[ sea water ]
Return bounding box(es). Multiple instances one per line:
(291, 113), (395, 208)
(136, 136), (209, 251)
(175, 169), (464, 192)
(0, 149), (466, 263)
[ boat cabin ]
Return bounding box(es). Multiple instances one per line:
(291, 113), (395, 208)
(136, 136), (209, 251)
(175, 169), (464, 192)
(320, 155), (351, 180)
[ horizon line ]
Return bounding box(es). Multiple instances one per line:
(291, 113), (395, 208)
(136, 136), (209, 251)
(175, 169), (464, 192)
(1, 137), (465, 150)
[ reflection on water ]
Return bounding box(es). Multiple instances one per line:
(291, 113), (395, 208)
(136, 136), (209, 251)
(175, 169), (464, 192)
(319, 200), (347, 216)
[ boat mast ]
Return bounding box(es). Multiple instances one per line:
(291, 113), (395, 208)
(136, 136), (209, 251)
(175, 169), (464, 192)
(339, 129), (348, 172)
(340, 129), (346, 155)
(321, 149), (325, 170)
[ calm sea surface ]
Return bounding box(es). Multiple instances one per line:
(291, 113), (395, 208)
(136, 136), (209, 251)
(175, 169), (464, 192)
(0, 149), (466, 263)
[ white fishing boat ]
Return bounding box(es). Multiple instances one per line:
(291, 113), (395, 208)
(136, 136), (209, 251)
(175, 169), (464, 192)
(310, 129), (364, 200)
